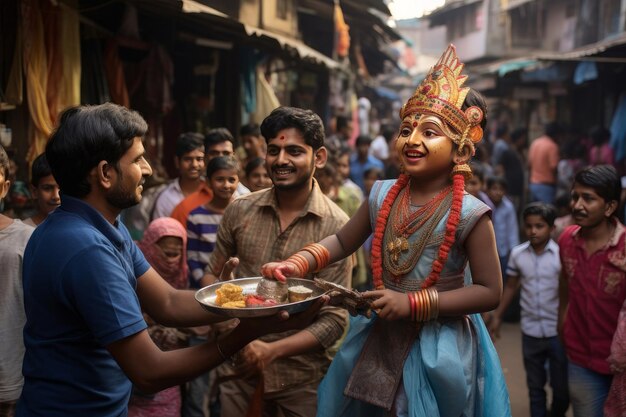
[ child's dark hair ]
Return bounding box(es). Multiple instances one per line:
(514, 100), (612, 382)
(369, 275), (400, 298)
(0, 144), (10, 179)
(486, 175), (508, 190)
(244, 157), (265, 177)
(206, 156), (239, 180)
(31, 153), (53, 187)
(175, 132), (204, 157)
(355, 135), (372, 147)
(462, 89), (488, 131)
(523, 202), (557, 227)
(574, 164), (621, 203)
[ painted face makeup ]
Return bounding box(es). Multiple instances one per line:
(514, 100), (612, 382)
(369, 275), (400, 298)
(395, 114), (455, 179)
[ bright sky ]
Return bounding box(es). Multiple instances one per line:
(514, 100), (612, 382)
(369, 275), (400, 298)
(388, 0), (446, 19)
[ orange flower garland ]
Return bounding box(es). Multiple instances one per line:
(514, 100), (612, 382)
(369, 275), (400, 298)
(371, 174), (409, 290)
(371, 172), (465, 290)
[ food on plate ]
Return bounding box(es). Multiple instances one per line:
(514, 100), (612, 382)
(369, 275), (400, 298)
(221, 300), (246, 308)
(288, 285), (313, 302)
(245, 294), (279, 308)
(256, 277), (288, 302)
(215, 283), (245, 306)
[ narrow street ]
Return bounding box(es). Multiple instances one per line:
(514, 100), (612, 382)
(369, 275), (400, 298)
(494, 322), (573, 417)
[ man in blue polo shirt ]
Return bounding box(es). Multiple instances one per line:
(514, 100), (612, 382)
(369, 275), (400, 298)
(17, 103), (322, 417)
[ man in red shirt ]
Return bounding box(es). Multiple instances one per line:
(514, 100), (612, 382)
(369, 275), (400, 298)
(558, 165), (626, 417)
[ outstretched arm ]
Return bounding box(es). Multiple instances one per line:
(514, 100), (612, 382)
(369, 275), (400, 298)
(438, 214), (503, 315)
(262, 200), (372, 281)
(108, 296), (326, 394)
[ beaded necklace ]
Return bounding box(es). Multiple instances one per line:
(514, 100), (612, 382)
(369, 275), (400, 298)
(384, 184), (453, 279)
(371, 173), (465, 290)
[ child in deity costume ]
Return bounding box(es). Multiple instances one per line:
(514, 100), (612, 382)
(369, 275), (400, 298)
(261, 45), (511, 416)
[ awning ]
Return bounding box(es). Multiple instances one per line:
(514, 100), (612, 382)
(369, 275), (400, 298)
(469, 57), (540, 77)
(242, 25), (346, 71)
(181, 0), (227, 17)
(501, 0), (534, 11)
(429, 0), (483, 18)
(180, 0), (346, 71)
(536, 34), (626, 63)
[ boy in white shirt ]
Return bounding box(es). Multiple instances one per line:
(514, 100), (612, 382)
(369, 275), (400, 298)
(489, 202), (569, 417)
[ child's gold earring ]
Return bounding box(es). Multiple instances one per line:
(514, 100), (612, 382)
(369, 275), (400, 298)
(451, 163), (472, 180)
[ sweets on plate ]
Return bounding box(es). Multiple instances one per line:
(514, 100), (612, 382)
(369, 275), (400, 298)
(215, 283), (245, 306)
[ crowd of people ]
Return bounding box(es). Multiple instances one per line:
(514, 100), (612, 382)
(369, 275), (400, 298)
(0, 43), (625, 417)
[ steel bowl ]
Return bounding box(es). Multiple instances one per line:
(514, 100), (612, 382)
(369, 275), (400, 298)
(195, 277), (324, 318)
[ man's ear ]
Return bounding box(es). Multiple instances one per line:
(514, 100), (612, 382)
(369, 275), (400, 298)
(0, 178), (10, 200)
(605, 200), (619, 218)
(94, 160), (113, 190)
(453, 145), (472, 166)
(314, 146), (328, 169)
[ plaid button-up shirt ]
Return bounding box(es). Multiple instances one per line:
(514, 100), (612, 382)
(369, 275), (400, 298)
(205, 181), (352, 392)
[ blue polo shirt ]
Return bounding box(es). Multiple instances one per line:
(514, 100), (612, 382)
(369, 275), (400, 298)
(18, 196), (150, 417)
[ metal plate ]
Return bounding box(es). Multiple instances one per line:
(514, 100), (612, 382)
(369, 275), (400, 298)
(195, 277), (324, 318)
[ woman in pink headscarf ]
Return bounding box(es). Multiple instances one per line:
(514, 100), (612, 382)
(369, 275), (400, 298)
(128, 218), (190, 417)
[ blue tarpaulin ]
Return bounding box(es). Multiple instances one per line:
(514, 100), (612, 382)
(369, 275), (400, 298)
(610, 93), (626, 161)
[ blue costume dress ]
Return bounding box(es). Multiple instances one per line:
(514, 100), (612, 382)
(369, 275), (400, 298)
(317, 180), (511, 417)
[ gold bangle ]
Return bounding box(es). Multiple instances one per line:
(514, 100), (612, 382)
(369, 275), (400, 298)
(429, 287), (439, 320)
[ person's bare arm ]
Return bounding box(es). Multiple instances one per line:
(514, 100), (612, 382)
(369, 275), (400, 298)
(136, 267), (224, 327)
(438, 214), (503, 315)
(489, 275), (521, 338)
(263, 201), (372, 280)
(107, 296), (326, 393)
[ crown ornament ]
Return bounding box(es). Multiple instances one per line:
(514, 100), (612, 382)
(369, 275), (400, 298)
(400, 44), (484, 155)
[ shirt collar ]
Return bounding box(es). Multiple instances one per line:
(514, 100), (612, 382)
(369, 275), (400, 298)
(255, 179), (327, 218)
(58, 194), (125, 247)
(521, 238), (558, 254)
(571, 217), (626, 248)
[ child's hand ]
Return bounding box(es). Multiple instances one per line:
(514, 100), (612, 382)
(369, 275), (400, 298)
(487, 314), (501, 341)
(362, 289), (410, 321)
(260, 261), (299, 283)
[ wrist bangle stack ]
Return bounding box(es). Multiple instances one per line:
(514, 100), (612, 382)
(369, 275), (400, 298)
(409, 287), (440, 322)
(285, 253), (309, 277)
(302, 243), (330, 272)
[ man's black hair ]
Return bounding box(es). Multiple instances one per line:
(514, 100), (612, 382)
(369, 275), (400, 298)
(260, 107), (325, 150)
(240, 123), (261, 137)
(574, 165), (621, 204)
(175, 132), (204, 158)
(204, 128), (234, 150)
(30, 153), (53, 187)
(46, 103), (148, 198)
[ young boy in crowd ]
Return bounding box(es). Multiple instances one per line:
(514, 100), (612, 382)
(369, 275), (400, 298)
(485, 176), (519, 276)
(0, 145), (34, 417)
(484, 175), (519, 321)
(24, 153), (60, 227)
(186, 156), (240, 287)
(489, 202), (569, 417)
(152, 132), (205, 219)
(465, 162), (488, 203)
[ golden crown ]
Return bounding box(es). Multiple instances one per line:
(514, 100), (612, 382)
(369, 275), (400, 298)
(400, 44), (484, 154)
